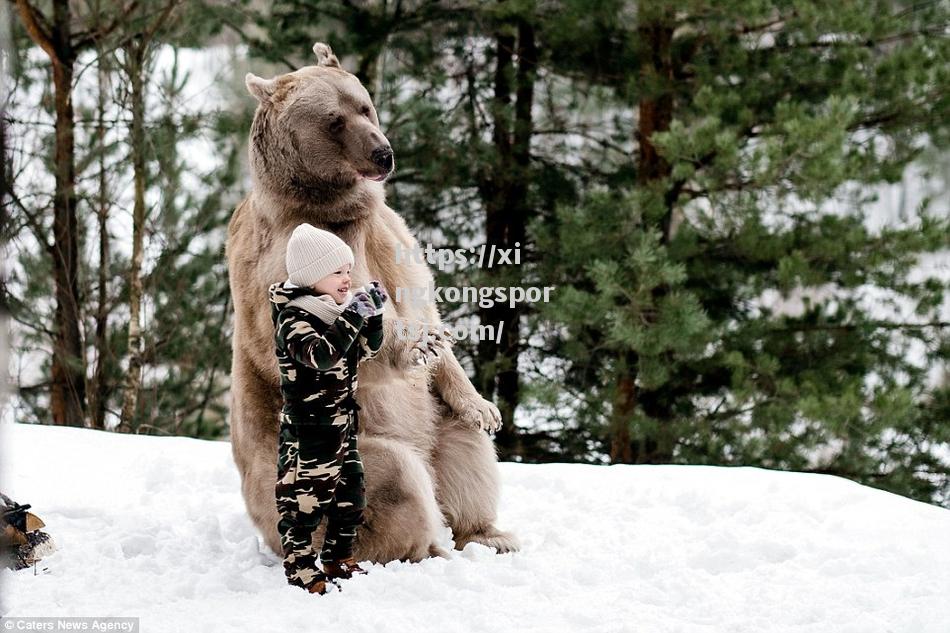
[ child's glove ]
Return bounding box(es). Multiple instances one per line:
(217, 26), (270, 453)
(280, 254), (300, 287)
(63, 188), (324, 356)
(345, 290), (379, 319)
(367, 280), (388, 307)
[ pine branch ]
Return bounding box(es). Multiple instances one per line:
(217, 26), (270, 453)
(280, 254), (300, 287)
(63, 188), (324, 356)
(769, 321), (950, 333)
(4, 189), (51, 252)
(72, 0), (140, 51)
(11, 0), (55, 60)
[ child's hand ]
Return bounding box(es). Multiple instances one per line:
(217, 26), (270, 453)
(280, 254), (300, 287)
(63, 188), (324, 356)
(368, 280), (388, 307)
(346, 291), (378, 319)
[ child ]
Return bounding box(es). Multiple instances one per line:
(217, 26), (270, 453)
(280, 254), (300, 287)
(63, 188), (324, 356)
(268, 222), (388, 595)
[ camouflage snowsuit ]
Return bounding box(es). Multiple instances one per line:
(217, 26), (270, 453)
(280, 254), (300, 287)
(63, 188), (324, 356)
(269, 281), (384, 591)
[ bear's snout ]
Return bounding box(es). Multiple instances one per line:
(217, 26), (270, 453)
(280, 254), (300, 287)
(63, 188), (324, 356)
(371, 146), (394, 173)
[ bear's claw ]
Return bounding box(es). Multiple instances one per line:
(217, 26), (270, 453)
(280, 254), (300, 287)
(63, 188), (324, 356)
(457, 397), (502, 433)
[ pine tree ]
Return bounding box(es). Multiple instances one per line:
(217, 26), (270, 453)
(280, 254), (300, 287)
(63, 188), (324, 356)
(113, 0), (180, 432)
(142, 0), (950, 501)
(5, 1), (246, 436)
(532, 0), (950, 502)
(9, 0), (112, 425)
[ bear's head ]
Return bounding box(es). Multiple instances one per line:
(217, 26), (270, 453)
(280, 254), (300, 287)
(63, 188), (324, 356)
(245, 42), (394, 207)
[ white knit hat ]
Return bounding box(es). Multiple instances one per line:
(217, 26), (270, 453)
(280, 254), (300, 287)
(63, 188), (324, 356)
(285, 223), (354, 287)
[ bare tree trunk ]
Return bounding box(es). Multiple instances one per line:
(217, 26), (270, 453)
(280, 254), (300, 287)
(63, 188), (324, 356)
(50, 54), (86, 427)
(90, 54), (112, 430)
(1, 3), (10, 346)
(496, 18), (535, 456)
(119, 44), (146, 431)
(610, 351), (636, 463)
(475, 16), (537, 459)
(476, 27), (514, 452)
(16, 0), (88, 426)
(636, 22), (674, 189)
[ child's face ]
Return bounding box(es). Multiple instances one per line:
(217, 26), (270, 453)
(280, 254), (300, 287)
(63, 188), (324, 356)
(312, 264), (352, 304)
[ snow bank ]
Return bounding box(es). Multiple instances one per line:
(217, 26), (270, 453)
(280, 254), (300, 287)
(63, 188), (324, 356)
(1, 422), (948, 633)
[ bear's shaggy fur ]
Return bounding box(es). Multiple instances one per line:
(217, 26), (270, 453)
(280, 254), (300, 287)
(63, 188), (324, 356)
(226, 43), (519, 562)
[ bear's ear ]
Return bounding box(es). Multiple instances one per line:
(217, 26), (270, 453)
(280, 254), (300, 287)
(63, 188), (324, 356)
(245, 73), (277, 103)
(312, 42), (341, 69)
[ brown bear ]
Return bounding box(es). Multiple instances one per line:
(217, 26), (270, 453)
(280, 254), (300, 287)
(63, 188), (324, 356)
(226, 42), (520, 563)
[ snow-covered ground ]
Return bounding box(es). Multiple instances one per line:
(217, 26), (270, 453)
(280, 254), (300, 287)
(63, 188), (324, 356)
(1, 422), (948, 633)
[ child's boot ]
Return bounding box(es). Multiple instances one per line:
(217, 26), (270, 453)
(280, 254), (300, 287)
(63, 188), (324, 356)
(304, 571), (335, 595)
(323, 557), (368, 580)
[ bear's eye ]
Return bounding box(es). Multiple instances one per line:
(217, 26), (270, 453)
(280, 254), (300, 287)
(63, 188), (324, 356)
(360, 105), (372, 117)
(328, 115), (346, 134)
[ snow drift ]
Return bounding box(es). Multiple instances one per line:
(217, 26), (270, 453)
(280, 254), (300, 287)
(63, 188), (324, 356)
(1, 422), (948, 633)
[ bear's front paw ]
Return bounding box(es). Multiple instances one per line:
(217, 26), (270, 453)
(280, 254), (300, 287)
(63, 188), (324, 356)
(408, 344), (436, 367)
(456, 397), (502, 433)
(406, 326), (451, 367)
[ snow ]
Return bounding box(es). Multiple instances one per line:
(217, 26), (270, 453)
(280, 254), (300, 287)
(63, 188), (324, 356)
(1, 422), (949, 633)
